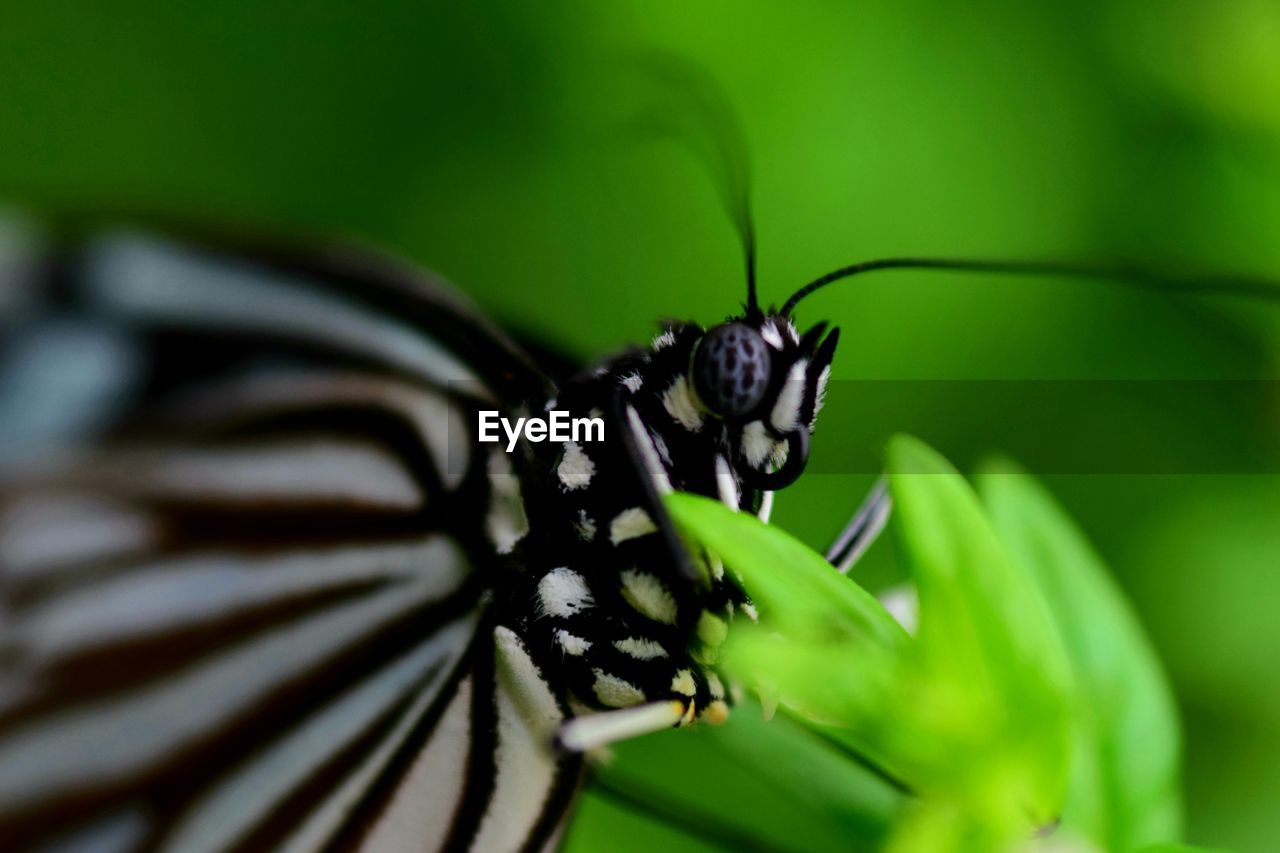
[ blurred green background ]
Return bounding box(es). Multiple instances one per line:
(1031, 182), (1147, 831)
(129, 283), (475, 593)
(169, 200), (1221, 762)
(4, 1), (1279, 849)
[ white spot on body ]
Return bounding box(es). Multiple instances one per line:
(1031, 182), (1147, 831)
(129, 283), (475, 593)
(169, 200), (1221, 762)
(770, 359), (808, 432)
(620, 373), (643, 393)
(537, 567), (594, 618)
(662, 376), (703, 432)
(574, 510), (597, 542)
(740, 420), (777, 468)
(670, 669), (696, 697)
(556, 629), (592, 656)
(609, 507), (657, 545)
(697, 612), (728, 647)
(614, 637), (668, 660)
(557, 442), (595, 491)
(707, 550), (725, 581)
(592, 669), (646, 707)
(652, 330), (676, 350)
(760, 323), (784, 350)
(619, 569), (678, 625)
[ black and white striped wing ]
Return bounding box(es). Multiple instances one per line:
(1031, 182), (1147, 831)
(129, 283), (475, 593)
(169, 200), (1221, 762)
(0, 222), (569, 851)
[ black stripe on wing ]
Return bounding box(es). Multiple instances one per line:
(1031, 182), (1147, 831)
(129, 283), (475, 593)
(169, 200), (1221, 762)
(0, 368), (503, 848)
(0, 530), (483, 849)
(0, 216), (569, 850)
(59, 222), (553, 408)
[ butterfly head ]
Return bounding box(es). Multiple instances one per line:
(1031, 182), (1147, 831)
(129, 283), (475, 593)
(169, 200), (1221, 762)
(688, 313), (838, 491)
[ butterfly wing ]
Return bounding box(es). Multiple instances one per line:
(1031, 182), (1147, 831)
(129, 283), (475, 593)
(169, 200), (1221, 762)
(0, 220), (574, 851)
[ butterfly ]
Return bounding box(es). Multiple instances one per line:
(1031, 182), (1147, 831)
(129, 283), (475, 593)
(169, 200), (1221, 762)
(0, 193), (863, 846)
(6, 210), (1280, 853)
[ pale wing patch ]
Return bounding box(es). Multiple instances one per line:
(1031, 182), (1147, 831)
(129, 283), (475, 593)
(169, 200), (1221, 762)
(11, 538), (465, 667)
(619, 570), (677, 625)
(494, 628), (563, 737)
(556, 442), (595, 491)
(0, 495), (155, 580)
(486, 450), (528, 554)
(173, 372), (473, 491)
(0, 573), (468, 816)
(165, 615), (475, 853)
(84, 440), (425, 509)
(469, 628), (564, 852)
(85, 234), (481, 387)
(357, 677), (473, 853)
(608, 507), (657, 545)
(536, 568), (594, 618)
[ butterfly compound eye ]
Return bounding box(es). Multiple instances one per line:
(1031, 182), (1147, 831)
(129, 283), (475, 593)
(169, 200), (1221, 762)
(692, 322), (772, 418)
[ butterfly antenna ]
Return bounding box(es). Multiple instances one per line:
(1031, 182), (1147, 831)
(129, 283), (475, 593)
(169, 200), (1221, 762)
(781, 256), (1280, 317)
(624, 53), (758, 316)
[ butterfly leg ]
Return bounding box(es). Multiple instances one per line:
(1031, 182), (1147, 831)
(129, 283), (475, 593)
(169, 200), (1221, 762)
(555, 701), (689, 752)
(823, 477), (892, 573)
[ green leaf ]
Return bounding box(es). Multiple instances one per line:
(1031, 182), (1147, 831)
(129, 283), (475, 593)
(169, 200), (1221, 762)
(664, 492), (910, 654)
(886, 435), (1073, 836)
(663, 491), (911, 772)
(566, 698), (903, 853)
(978, 460), (1183, 851)
(665, 438), (1083, 851)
